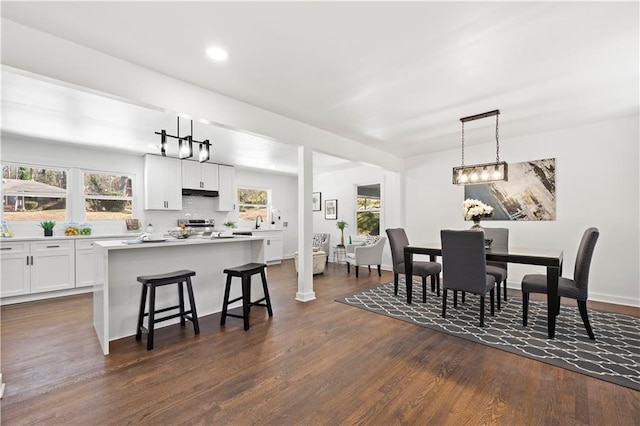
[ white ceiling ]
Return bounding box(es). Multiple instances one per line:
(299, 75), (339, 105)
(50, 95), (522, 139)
(1, 2), (638, 173)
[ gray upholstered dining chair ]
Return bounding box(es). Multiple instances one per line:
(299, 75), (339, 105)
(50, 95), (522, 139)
(521, 227), (599, 340)
(483, 227), (509, 310)
(440, 230), (497, 326)
(386, 228), (441, 302)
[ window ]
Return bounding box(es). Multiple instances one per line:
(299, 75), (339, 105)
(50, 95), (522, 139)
(356, 183), (380, 236)
(2, 165), (68, 221)
(237, 187), (269, 221)
(84, 172), (133, 220)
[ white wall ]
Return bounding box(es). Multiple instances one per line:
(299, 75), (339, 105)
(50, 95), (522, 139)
(404, 115), (640, 307)
(313, 165), (403, 269)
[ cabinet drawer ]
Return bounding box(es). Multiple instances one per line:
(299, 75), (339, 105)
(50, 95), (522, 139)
(76, 240), (96, 250)
(31, 240), (74, 252)
(0, 242), (29, 254)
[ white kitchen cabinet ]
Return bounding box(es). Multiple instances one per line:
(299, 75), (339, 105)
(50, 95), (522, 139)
(0, 240), (75, 297)
(0, 242), (30, 297)
(30, 240), (75, 293)
(259, 230), (283, 264)
(182, 161), (219, 191)
(217, 164), (236, 211)
(75, 240), (96, 288)
(144, 154), (183, 210)
(75, 238), (123, 288)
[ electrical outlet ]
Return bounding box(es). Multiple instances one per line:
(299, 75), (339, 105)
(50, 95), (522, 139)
(283, 222), (288, 227)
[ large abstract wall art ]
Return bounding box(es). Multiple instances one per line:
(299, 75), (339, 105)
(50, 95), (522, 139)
(464, 158), (556, 221)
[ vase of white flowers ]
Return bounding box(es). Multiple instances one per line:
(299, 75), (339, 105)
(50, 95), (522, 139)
(462, 199), (494, 231)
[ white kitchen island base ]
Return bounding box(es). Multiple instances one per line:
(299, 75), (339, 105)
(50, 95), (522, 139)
(93, 237), (265, 355)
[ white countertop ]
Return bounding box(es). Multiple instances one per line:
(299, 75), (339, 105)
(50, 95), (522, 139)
(0, 233), (142, 242)
(94, 235), (265, 250)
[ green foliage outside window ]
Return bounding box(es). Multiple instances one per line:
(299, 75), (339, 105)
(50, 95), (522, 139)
(356, 184), (381, 236)
(237, 188), (269, 221)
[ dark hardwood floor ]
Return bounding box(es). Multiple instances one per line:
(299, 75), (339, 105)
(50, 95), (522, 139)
(1, 259), (639, 425)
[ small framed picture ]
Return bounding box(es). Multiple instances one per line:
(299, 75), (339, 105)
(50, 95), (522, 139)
(325, 199), (337, 220)
(312, 192), (322, 211)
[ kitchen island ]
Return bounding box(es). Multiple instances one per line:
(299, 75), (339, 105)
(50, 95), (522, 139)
(93, 236), (265, 354)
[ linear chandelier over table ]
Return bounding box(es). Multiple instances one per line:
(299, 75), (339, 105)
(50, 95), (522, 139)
(452, 109), (508, 185)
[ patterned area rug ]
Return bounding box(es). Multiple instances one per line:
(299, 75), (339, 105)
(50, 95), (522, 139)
(336, 281), (640, 391)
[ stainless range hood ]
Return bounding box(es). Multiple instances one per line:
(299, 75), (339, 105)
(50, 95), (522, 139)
(181, 188), (219, 197)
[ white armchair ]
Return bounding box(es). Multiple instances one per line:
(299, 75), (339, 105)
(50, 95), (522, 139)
(312, 233), (331, 264)
(346, 236), (387, 278)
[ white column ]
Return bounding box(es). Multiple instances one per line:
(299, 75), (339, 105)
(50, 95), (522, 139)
(296, 145), (315, 302)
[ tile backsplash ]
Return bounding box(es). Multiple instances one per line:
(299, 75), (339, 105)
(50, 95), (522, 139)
(143, 195), (232, 233)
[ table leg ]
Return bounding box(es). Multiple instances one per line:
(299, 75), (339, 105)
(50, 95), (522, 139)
(546, 266), (559, 339)
(404, 249), (413, 304)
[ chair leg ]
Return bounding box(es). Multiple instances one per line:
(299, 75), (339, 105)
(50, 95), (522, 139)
(496, 282), (501, 311)
(241, 275), (251, 331)
(503, 280), (508, 301)
(136, 284), (148, 341)
(220, 274), (232, 326)
(178, 281), (186, 327)
(523, 291), (529, 326)
(394, 273), (399, 296)
(557, 297), (561, 316)
(355, 266), (359, 278)
(577, 300), (595, 340)
(453, 290), (458, 308)
(462, 291), (466, 304)
(479, 295), (485, 327)
(442, 289), (448, 318)
(377, 265), (381, 277)
(422, 276), (427, 303)
(260, 268), (274, 317)
(436, 275), (440, 297)
(490, 288), (495, 317)
(368, 265), (371, 272)
(147, 285), (156, 350)
(185, 277), (200, 335)
(347, 262), (350, 274)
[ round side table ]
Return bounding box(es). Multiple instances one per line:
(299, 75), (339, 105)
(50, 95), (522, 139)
(333, 245), (347, 264)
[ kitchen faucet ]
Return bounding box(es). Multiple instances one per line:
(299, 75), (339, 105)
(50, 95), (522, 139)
(255, 215), (263, 229)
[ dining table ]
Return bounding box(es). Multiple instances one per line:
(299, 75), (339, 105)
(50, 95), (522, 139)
(404, 243), (564, 339)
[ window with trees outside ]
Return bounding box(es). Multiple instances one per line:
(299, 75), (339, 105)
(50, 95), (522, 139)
(84, 172), (133, 220)
(356, 183), (381, 236)
(237, 187), (269, 222)
(2, 165), (68, 221)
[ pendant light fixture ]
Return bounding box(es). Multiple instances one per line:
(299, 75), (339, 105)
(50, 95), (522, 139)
(155, 117), (211, 163)
(452, 109), (508, 185)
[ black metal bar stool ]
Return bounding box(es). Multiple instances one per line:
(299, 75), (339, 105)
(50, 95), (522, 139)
(221, 263), (273, 331)
(135, 269), (200, 350)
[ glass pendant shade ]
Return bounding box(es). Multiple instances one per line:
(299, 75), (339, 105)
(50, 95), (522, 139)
(199, 140), (210, 163)
(179, 136), (193, 159)
(160, 130), (167, 156)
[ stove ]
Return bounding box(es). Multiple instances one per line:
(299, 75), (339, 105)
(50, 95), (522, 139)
(177, 219), (215, 236)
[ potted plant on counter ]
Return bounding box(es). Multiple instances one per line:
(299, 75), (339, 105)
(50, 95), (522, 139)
(39, 220), (56, 237)
(223, 221), (236, 229)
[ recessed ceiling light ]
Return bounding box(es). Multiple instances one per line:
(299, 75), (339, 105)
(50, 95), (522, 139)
(206, 47), (228, 62)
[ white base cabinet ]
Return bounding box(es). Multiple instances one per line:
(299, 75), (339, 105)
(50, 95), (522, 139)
(75, 238), (122, 288)
(0, 240), (75, 297)
(0, 242), (30, 297)
(259, 230), (283, 264)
